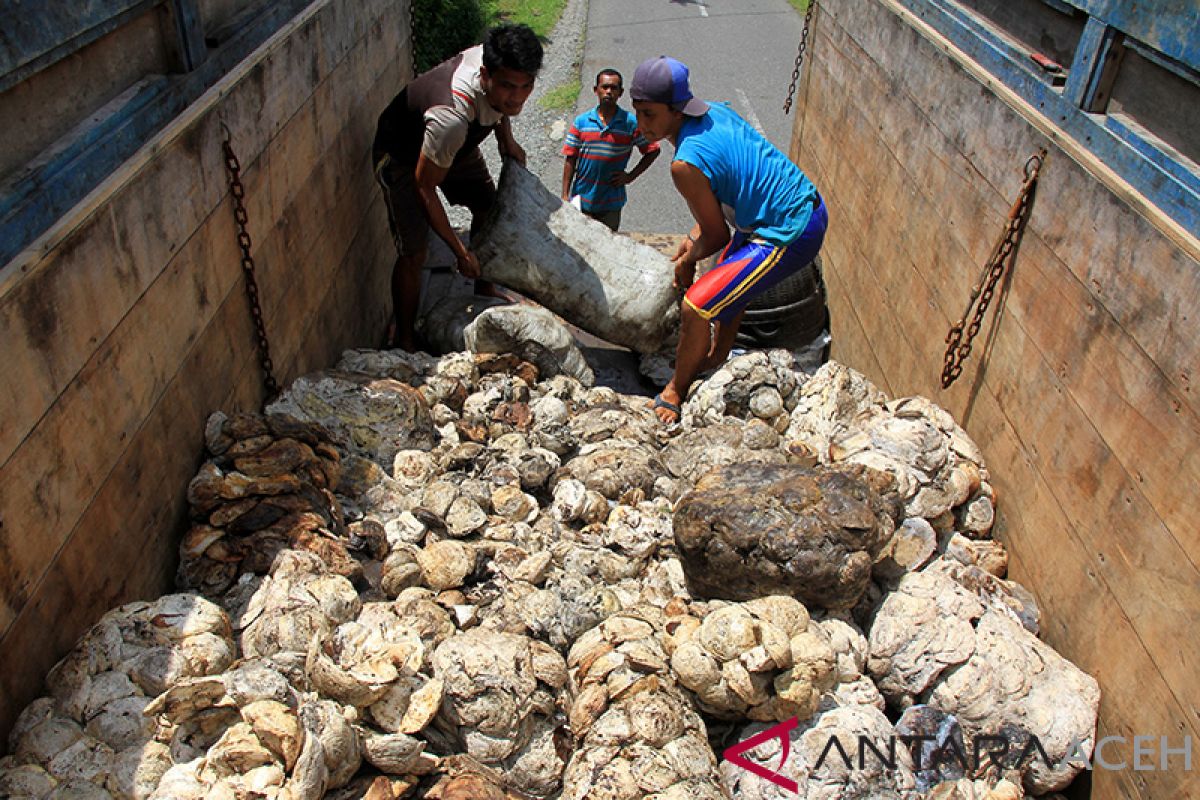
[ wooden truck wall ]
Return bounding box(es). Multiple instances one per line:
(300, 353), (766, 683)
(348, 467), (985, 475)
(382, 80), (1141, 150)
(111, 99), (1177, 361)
(789, 0), (1199, 798)
(0, 0), (409, 739)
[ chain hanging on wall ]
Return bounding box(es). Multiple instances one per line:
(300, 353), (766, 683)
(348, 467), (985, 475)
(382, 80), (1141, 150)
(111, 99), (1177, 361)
(783, 0), (818, 115)
(941, 148), (1048, 389)
(220, 124), (280, 401)
(408, 0), (418, 78)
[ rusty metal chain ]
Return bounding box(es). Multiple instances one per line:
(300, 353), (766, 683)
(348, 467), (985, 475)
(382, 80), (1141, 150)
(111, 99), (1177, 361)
(783, 0), (817, 115)
(408, 0), (418, 78)
(220, 125), (280, 400)
(941, 148), (1048, 389)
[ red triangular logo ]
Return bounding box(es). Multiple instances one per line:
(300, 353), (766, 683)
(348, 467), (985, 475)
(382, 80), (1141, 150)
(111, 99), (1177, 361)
(723, 716), (801, 794)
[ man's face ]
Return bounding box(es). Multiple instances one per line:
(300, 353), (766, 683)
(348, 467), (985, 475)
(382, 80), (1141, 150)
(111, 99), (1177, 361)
(632, 100), (683, 142)
(481, 66), (537, 116)
(594, 74), (623, 109)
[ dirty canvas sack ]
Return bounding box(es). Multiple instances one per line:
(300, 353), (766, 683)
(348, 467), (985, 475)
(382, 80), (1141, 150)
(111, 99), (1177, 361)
(464, 304), (595, 386)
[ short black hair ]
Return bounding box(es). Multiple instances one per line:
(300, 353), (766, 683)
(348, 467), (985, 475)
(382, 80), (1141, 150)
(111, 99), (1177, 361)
(595, 68), (623, 88)
(482, 24), (543, 75)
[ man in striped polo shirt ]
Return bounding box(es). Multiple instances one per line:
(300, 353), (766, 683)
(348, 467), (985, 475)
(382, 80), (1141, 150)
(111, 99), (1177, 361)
(561, 69), (661, 231)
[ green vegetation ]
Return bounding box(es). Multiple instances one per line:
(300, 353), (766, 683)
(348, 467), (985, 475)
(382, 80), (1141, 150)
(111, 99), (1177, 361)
(483, 0), (568, 40)
(786, 0), (812, 12)
(412, 0), (568, 73)
(412, 0), (485, 73)
(539, 77), (581, 111)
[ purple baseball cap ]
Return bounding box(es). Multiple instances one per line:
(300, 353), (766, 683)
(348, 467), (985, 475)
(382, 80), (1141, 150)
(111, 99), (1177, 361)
(630, 56), (709, 116)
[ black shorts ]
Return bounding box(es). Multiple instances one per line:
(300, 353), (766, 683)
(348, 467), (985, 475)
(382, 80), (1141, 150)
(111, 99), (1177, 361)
(373, 148), (497, 257)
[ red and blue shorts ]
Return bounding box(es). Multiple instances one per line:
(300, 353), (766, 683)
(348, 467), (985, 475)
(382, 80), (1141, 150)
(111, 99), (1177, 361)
(685, 196), (827, 323)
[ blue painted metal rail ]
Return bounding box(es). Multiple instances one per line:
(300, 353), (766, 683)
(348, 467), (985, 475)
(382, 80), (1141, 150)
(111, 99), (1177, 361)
(0, 0), (309, 269)
(895, 0), (1200, 238)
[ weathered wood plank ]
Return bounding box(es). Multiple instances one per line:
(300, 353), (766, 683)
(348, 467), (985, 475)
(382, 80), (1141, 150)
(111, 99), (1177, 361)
(861, 0), (1200, 393)
(0, 76), (174, 241)
(264, 142), (380, 382)
(0, 0), (156, 90)
(817, 0), (1200, 705)
(0, 196), (240, 632)
(251, 62), (396, 383)
(811, 94), (1195, 738)
(160, 0), (208, 73)
(804, 99), (949, 389)
(0, 0), (395, 634)
(999, 234), (1200, 558)
(797, 7), (1200, 798)
(978, 320), (1200, 705)
(0, 136), (247, 630)
(799, 109), (895, 392)
(811, 5), (1200, 568)
(226, 8), (405, 400)
(823, 273), (895, 395)
(0, 0), (341, 471)
(814, 10), (1016, 272)
(814, 139), (1200, 800)
(1064, 17), (1121, 111)
(0, 202), (120, 472)
(892, 0), (1200, 239)
(840, 69), (1200, 670)
(0, 130), (261, 628)
(0, 0), (400, 738)
(977, 396), (1197, 800)
(290, 179), (395, 378)
(1075, 0), (1200, 73)
(0, 257), (255, 737)
(807, 151), (931, 395)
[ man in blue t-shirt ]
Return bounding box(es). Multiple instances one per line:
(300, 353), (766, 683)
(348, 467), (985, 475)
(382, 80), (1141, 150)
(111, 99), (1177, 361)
(630, 56), (828, 424)
(561, 69), (661, 231)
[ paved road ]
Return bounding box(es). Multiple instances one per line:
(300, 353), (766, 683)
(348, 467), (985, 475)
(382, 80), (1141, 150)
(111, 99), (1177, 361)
(570, 0), (805, 234)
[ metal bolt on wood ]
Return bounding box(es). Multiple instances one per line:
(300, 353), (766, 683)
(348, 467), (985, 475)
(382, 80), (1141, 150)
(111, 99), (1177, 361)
(221, 125), (280, 400)
(941, 148), (1048, 389)
(783, 0), (817, 115)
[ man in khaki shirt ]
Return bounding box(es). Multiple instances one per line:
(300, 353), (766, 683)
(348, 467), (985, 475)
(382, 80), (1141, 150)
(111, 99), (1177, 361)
(373, 24), (543, 350)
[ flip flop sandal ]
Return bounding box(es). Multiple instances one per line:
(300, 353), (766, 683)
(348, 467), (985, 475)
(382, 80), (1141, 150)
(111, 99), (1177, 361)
(652, 393), (682, 423)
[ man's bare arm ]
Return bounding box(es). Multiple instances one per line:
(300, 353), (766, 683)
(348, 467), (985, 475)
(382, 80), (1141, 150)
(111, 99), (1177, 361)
(562, 155), (579, 200)
(612, 148), (660, 186)
(669, 160), (729, 288)
(414, 153), (480, 277)
(495, 117), (526, 166)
